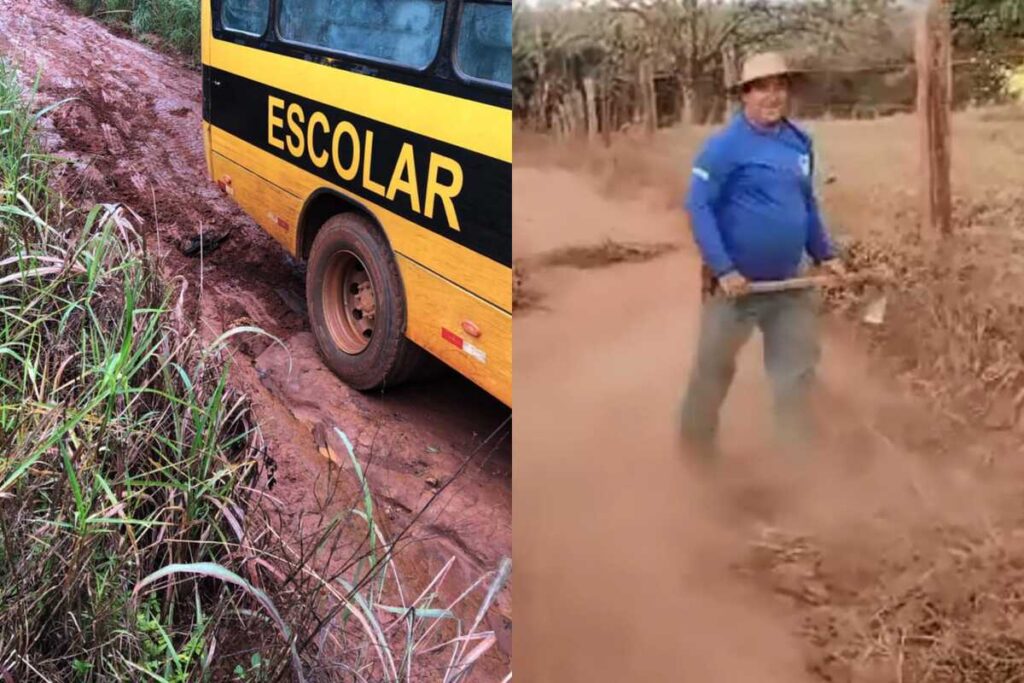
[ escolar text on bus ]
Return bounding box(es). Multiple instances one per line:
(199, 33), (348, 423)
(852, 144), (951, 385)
(267, 95), (464, 231)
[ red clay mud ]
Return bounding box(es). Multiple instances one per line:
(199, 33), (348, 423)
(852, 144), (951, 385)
(0, 1), (510, 674)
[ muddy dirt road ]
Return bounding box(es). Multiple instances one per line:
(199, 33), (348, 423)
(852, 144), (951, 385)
(0, 0), (511, 667)
(513, 163), (1006, 681)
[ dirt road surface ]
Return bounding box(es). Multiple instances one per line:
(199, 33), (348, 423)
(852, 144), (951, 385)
(0, 0), (511, 672)
(514, 165), (809, 681)
(513, 162), (1004, 681)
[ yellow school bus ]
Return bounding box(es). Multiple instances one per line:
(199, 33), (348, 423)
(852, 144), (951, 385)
(200, 0), (511, 406)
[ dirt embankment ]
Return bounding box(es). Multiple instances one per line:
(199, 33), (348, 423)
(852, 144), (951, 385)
(0, 0), (511, 672)
(513, 146), (1024, 682)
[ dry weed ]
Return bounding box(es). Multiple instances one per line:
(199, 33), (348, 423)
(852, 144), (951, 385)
(833, 214), (1024, 432)
(535, 239), (679, 269)
(514, 239), (679, 313)
(751, 523), (1024, 682)
(513, 261), (542, 312)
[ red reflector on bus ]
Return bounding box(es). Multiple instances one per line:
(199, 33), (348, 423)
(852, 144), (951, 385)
(267, 212), (289, 231)
(441, 328), (463, 349)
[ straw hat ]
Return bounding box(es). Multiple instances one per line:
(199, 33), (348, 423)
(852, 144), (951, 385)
(734, 52), (801, 90)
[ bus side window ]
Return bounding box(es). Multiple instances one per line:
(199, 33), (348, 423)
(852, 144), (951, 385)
(279, 0), (328, 46)
(455, 2), (511, 87)
(222, 0), (271, 36)
(278, 0), (446, 70)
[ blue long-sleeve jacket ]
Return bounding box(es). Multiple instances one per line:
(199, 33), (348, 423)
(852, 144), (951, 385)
(684, 113), (834, 281)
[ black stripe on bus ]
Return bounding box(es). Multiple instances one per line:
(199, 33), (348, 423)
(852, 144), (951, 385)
(210, 0), (512, 110)
(205, 65), (512, 268)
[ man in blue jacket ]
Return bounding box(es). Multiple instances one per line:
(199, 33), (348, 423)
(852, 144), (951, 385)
(680, 52), (844, 458)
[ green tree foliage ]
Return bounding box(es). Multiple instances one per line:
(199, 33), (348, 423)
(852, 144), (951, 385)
(513, 0), (906, 129)
(953, 0), (1024, 49)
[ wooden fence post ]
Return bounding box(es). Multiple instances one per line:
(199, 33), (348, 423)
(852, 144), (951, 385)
(584, 76), (598, 144)
(600, 72), (612, 147)
(915, 0), (953, 236)
(722, 43), (737, 122)
(639, 58), (656, 135)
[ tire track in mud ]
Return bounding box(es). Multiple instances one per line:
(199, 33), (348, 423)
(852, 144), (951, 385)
(0, 0), (511, 668)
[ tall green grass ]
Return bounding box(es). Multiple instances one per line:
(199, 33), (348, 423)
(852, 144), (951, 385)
(71, 0), (200, 60)
(1, 57), (263, 680)
(0, 60), (510, 681)
(0, 61), (60, 230)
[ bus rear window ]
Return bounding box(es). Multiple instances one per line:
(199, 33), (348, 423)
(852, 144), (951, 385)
(278, 0), (445, 70)
(455, 2), (511, 86)
(222, 0), (270, 36)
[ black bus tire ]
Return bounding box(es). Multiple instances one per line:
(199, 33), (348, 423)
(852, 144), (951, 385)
(306, 213), (426, 391)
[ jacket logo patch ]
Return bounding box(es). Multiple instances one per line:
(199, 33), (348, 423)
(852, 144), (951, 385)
(798, 154), (811, 177)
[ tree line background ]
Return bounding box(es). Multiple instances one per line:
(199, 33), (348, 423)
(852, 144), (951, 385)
(513, 0), (1024, 137)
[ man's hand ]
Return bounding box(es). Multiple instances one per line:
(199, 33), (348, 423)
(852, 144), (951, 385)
(820, 258), (847, 278)
(718, 271), (749, 298)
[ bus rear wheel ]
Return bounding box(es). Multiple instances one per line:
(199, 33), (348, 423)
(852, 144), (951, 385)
(306, 213), (425, 391)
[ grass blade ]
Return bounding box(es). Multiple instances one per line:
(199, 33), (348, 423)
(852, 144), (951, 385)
(134, 562), (306, 683)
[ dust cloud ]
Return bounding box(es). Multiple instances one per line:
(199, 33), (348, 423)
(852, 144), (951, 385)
(513, 161), (998, 682)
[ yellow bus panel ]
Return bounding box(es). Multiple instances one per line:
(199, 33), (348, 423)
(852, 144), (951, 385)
(209, 126), (511, 313)
(398, 255), (511, 406)
(209, 152), (302, 253)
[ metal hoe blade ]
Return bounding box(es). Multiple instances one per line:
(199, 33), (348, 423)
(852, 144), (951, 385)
(743, 273), (889, 326)
(862, 292), (887, 326)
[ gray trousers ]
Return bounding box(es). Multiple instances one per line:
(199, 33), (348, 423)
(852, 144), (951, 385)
(680, 289), (820, 453)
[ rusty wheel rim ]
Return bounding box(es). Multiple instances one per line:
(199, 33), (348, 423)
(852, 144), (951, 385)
(322, 250), (376, 355)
